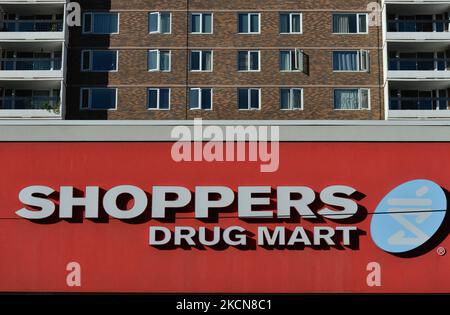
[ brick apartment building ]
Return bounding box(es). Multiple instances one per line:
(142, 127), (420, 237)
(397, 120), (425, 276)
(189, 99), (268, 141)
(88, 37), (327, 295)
(0, 0), (449, 120)
(66, 0), (384, 120)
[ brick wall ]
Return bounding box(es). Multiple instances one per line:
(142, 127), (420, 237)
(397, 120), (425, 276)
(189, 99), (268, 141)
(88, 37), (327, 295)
(66, 0), (384, 120)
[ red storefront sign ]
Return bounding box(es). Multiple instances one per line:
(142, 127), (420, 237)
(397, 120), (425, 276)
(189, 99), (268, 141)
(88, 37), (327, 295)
(0, 142), (449, 293)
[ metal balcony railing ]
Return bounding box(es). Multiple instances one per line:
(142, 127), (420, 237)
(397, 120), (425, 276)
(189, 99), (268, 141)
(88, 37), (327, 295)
(388, 57), (449, 71)
(388, 19), (448, 32)
(0, 58), (62, 71)
(389, 97), (450, 110)
(0, 96), (60, 110)
(0, 20), (63, 32)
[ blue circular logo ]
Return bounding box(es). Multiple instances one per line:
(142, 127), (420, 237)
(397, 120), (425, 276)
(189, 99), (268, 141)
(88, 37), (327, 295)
(371, 179), (447, 253)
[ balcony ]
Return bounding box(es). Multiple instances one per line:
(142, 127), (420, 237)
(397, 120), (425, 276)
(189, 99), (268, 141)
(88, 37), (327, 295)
(0, 4), (65, 41)
(388, 82), (450, 118)
(0, 57), (62, 80)
(0, 95), (60, 111)
(386, 4), (450, 42)
(0, 81), (62, 118)
(387, 51), (450, 79)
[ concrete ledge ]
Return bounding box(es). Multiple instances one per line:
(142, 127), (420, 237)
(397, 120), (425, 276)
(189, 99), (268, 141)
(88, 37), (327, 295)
(0, 120), (450, 142)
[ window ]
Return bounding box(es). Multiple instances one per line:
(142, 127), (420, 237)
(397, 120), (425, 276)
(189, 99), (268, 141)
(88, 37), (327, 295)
(83, 13), (119, 34)
(238, 88), (261, 110)
(80, 88), (117, 110)
(280, 88), (303, 110)
(148, 88), (170, 110)
(189, 88), (212, 110)
(238, 13), (260, 34)
(148, 50), (171, 72)
(333, 13), (368, 34)
(81, 50), (118, 72)
(238, 51), (260, 71)
(149, 12), (171, 34)
(333, 51), (369, 72)
(334, 88), (370, 110)
(280, 49), (305, 72)
(191, 13), (213, 34)
(190, 50), (213, 71)
(280, 13), (302, 34)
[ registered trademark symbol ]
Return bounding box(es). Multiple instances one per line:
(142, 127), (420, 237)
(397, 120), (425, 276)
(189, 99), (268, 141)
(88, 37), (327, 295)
(437, 247), (446, 256)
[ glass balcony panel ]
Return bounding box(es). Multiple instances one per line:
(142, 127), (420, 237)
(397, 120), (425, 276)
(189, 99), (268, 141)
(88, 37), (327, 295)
(0, 96), (60, 110)
(0, 58), (62, 70)
(0, 20), (63, 32)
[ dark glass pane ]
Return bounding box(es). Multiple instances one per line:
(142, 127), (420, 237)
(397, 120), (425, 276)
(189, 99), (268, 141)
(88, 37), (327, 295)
(238, 89), (248, 109)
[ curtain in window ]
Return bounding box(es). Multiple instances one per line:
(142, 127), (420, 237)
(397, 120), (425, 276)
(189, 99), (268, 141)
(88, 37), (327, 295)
(281, 89), (302, 109)
(335, 90), (358, 109)
(292, 89), (302, 109)
(160, 51), (170, 71)
(93, 14), (118, 34)
(360, 89), (369, 109)
(333, 52), (358, 71)
(202, 51), (212, 71)
(280, 51), (290, 70)
(238, 52), (248, 71)
(333, 15), (350, 33)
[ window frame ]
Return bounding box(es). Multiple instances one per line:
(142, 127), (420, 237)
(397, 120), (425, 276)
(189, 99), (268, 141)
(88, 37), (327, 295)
(147, 88), (171, 110)
(238, 88), (262, 110)
(237, 50), (261, 72)
(81, 50), (119, 72)
(189, 88), (213, 110)
(279, 49), (304, 72)
(190, 12), (214, 34)
(280, 88), (304, 110)
(82, 12), (120, 35)
(148, 49), (172, 72)
(280, 12), (303, 34)
(332, 50), (370, 72)
(332, 13), (369, 34)
(148, 12), (172, 34)
(189, 50), (214, 72)
(333, 88), (371, 110)
(238, 13), (261, 34)
(79, 87), (118, 110)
